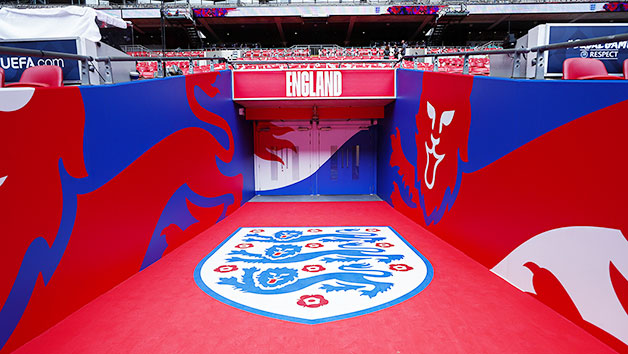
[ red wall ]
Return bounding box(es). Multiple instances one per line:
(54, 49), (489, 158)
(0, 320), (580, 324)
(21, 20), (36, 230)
(378, 70), (628, 352)
(0, 72), (254, 352)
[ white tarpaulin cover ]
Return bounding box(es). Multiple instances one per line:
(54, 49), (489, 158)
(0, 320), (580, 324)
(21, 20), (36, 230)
(0, 6), (127, 42)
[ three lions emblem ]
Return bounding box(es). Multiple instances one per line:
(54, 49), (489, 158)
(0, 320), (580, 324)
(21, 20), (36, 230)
(194, 227), (433, 324)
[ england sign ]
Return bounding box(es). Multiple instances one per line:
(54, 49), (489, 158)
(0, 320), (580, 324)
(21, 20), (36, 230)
(194, 226), (433, 324)
(232, 69), (396, 101)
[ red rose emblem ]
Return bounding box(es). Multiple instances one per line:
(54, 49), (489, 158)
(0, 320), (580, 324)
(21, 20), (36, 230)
(297, 294), (329, 308)
(302, 265), (326, 272)
(375, 242), (394, 248)
(307, 229), (323, 233)
(235, 243), (254, 249)
(389, 264), (414, 272)
(305, 243), (324, 248)
(214, 265), (238, 273)
(366, 228), (380, 232)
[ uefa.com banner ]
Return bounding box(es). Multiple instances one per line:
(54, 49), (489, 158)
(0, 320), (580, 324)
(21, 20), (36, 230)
(232, 69), (396, 101)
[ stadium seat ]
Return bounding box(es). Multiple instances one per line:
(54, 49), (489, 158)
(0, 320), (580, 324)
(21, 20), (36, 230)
(562, 58), (621, 80)
(624, 59), (628, 79)
(5, 65), (64, 88)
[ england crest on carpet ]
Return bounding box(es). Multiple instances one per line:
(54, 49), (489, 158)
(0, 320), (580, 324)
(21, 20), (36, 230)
(194, 226), (433, 324)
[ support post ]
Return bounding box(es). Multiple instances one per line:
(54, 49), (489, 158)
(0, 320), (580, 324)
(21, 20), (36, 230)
(160, 0), (166, 54)
(511, 52), (524, 78)
(534, 50), (545, 80)
(104, 58), (113, 84)
(80, 59), (91, 85)
(157, 59), (164, 77)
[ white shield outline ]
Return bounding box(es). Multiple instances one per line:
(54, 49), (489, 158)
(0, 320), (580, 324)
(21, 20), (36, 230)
(193, 226), (434, 324)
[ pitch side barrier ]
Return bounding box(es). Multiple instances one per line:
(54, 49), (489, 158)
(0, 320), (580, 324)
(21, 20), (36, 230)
(2, 32), (628, 84)
(402, 32), (628, 79)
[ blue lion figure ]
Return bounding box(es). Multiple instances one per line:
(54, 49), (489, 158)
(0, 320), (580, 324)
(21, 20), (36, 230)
(243, 228), (386, 244)
(218, 263), (393, 298)
(227, 242), (404, 264)
(272, 230), (303, 241)
(263, 244), (302, 260)
(253, 267), (299, 290)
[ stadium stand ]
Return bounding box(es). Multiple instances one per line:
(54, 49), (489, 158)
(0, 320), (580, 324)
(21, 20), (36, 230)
(126, 46), (494, 77)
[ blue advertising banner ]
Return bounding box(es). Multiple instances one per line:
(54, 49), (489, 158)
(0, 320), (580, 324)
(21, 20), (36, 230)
(547, 24), (628, 74)
(0, 39), (80, 83)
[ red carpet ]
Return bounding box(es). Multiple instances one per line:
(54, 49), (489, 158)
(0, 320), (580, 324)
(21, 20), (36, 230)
(15, 202), (614, 353)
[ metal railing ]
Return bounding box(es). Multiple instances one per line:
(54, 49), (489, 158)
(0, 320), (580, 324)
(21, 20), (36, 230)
(402, 32), (628, 79)
(119, 44), (154, 53)
(1, 31), (628, 84)
(0, 46), (96, 85)
(107, 54), (225, 78)
(231, 59), (399, 69)
(0, 0), (614, 7)
(0, 45), (226, 84)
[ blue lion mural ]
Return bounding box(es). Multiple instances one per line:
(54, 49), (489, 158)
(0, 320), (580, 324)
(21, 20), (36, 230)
(243, 228), (386, 243)
(218, 263), (394, 298)
(226, 242), (404, 264)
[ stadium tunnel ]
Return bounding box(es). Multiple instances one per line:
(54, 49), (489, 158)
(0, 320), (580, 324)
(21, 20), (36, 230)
(2, 7), (628, 354)
(2, 65), (628, 353)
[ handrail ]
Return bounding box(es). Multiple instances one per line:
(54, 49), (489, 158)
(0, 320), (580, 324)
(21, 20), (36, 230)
(1, 31), (627, 83)
(230, 59), (399, 69)
(231, 59), (397, 64)
(403, 32), (628, 78)
(404, 33), (628, 59)
(0, 46), (228, 84)
(13, 0), (610, 8)
(96, 55), (220, 62)
(0, 45), (93, 61)
(0, 0), (613, 8)
(531, 32), (628, 52)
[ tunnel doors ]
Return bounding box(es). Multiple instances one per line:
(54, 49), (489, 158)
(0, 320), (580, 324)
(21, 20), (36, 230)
(254, 120), (376, 195)
(316, 122), (376, 195)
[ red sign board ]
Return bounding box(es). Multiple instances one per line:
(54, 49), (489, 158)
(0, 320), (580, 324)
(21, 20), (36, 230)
(232, 69), (396, 100)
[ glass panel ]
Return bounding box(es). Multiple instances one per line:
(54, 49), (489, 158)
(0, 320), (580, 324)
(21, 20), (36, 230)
(271, 146), (278, 181)
(330, 145), (338, 181)
(292, 146), (299, 181)
(352, 145), (360, 180)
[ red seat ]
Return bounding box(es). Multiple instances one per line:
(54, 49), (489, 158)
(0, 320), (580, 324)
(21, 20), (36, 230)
(624, 59), (628, 79)
(5, 65), (63, 88)
(562, 58), (621, 80)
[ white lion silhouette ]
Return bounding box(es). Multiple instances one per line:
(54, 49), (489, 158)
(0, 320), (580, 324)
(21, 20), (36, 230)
(492, 226), (628, 345)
